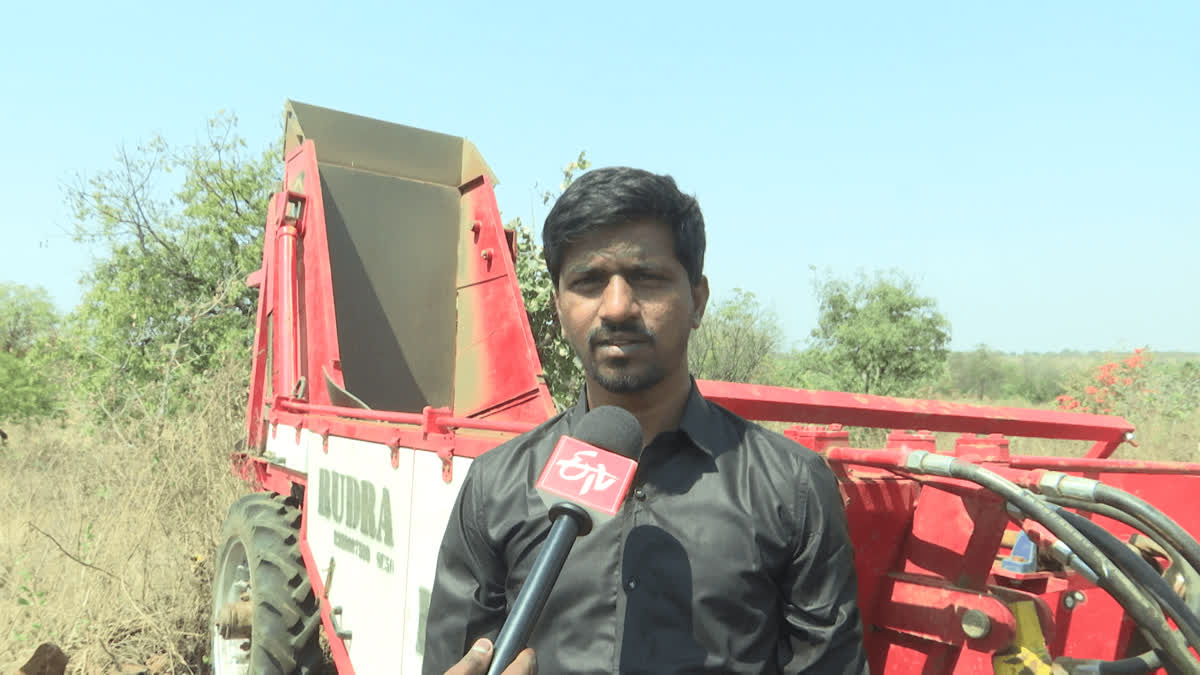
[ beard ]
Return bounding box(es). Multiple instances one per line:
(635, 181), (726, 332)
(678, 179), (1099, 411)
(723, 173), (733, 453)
(581, 321), (666, 393)
(584, 355), (667, 393)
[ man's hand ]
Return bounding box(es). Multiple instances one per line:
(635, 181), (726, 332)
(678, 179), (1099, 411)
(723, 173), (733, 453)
(444, 638), (536, 675)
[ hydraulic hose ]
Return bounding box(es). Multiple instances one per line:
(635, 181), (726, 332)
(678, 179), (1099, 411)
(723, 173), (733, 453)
(902, 452), (1200, 674)
(1054, 506), (1200, 651)
(1044, 495), (1200, 613)
(1045, 497), (1185, 570)
(1054, 649), (1163, 674)
(1094, 484), (1200, 587)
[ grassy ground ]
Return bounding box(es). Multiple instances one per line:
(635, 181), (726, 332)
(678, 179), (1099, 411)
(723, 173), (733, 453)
(1, 367), (1195, 672)
(0, 362), (247, 674)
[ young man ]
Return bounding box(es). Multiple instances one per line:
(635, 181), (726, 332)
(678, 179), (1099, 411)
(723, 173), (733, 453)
(424, 168), (866, 674)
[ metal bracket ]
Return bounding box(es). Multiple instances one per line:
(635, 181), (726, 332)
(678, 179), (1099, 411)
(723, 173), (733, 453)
(331, 606), (352, 640)
(291, 376), (308, 401)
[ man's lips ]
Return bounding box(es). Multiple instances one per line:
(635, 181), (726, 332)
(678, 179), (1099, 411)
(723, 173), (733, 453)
(593, 337), (650, 355)
(593, 335), (650, 348)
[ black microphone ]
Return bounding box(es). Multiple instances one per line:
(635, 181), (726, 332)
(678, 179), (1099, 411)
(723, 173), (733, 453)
(486, 406), (643, 675)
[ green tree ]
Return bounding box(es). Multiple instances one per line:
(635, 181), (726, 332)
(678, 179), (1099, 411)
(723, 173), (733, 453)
(0, 283), (61, 421)
(688, 289), (782, 383)
(65, 112), (277, 422)
(512, 152), (591, 408)
(513, 221), (583, 408)
(0, 283), (58, 357)
(951, 344), (1011, 400)
(1012, 354), (1068, 404)
(807, 270), (951, 396)
(766, 348), (843, 391)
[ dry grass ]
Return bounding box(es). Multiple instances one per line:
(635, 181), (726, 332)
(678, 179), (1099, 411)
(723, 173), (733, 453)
(0, 358), (248, 674)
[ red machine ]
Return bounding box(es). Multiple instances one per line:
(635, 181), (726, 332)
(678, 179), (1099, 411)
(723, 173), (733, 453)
(212, 101), (1200, 674)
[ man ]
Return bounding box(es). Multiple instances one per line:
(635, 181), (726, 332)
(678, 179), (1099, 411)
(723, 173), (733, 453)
(425, 167), (866, 674)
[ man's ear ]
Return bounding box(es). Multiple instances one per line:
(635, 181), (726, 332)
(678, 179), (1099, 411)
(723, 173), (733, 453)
(690, 276), (710, 329)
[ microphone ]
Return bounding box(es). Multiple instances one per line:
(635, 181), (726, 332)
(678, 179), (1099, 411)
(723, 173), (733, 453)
(486, 406), (643, 675)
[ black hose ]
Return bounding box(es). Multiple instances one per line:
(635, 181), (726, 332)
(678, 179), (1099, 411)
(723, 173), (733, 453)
(1055, 649), (1163, 674)
(938, 461), (1199, 674)
(1094, 484), (1200, 587)
(1045, 497), (1185, 570)
(1044, 495), (1200, 611)
(1055, 506), (1200, 651)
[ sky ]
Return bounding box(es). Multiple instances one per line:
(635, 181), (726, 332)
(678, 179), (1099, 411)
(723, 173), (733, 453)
(1, 1), (1196, 354)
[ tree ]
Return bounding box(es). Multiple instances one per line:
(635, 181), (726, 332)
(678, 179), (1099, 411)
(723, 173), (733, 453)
(807, 270), (950, 396)
(512, 152), (591, 408)
(0, 283), (58, 357)
(766, 348), (843, 391)
(65, 112), (277, 422)
(513, 221), (583, 408)
(1012, 355), (1068, 404)
(952, 344), (1011, 400)
(0, 283), (61, 421)
(688, 289), (782, 383)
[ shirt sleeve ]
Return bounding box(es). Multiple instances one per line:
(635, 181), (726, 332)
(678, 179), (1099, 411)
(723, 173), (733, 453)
(779, 454), (869, 674)
(421, 462), (508, 675)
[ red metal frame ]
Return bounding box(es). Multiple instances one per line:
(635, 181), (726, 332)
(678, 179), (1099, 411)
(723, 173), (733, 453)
(698, 379), (1134, 447)
(232, 112), (1200, 674)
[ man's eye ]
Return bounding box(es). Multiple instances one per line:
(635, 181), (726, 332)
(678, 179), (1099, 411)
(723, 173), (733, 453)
(570, 277), (603, 290)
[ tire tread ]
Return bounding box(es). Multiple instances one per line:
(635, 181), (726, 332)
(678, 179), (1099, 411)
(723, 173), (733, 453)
(216, 492), (322, 674)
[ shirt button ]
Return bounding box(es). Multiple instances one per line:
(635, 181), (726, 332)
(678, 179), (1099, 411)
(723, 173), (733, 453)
(626, 577), (638, 591)
(633, 488), (647, 501)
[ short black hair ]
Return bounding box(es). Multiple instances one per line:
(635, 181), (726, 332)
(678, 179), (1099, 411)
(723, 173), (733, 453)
(542, 167), (706, 287)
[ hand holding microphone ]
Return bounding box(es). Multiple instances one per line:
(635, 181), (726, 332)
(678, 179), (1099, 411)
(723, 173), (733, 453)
(485, 406), (643, 675)
(445, 638), (535, 675)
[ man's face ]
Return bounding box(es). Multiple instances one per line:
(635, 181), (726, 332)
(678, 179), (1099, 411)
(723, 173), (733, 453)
(554, 219), (708, 394)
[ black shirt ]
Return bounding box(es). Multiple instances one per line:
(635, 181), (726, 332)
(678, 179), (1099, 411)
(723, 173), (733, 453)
(423, 384), (866, 674)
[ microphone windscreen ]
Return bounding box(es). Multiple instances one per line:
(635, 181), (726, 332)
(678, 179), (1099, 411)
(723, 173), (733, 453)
(572, 406), (644, 461)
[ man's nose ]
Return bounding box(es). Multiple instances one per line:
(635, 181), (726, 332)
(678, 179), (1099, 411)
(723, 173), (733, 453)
(599, 276), (639, 323)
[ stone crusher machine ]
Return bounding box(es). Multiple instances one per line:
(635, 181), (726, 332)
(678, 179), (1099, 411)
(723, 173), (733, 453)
(212, 101), (1200, 674)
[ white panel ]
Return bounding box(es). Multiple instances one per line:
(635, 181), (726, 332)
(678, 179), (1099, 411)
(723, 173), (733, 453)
(306, 436), (416, 673)
(265, 424), (310, 474)
(401, 453), (474, 673)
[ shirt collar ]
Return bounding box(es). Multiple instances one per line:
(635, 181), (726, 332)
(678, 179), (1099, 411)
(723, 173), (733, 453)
(566, 379), (728, 457)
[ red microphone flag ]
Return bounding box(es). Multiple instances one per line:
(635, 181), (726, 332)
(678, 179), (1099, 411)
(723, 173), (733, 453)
(535, 435), (639, 516)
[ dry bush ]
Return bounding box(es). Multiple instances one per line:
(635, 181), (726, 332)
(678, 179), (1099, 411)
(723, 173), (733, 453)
(0, 356), (249, 673)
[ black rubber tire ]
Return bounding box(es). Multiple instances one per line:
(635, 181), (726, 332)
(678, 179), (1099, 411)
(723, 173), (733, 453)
(213, 492), (322, 674)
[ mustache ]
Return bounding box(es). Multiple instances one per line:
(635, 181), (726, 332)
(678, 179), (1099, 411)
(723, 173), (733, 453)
(588, 323), (654, 348)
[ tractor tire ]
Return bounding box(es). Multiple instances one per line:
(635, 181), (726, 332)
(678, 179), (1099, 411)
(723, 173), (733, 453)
(211, 492), (323, 674)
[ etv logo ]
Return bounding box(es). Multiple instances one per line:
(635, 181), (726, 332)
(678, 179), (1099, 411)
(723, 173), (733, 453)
(554, 449), (618, 495)
(536, 436), (637, 516)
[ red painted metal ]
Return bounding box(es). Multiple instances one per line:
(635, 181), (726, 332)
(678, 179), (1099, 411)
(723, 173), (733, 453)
(230, 105), (1200, 674)
(821, 441), (1200, 672)
(298, 503), (356, 675)
(272, 191), (303, 399)
(275, 399), (538, 435)
(874, 574), (1017, 654)
(1008, 455), (1200, 474)
(232, 453), (307, 494)
(287, 141), (346, 409)
(785, 423), (850, 451)
(268, 401), (518, 461)
(887, 428), (938, 452)
(1086, 439), (1124, 460)
(454, 175), (557, 425)
(697, 379), (1135, 444)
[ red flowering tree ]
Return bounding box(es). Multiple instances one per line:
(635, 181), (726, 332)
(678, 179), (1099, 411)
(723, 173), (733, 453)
(1056, 348), (1151, 418)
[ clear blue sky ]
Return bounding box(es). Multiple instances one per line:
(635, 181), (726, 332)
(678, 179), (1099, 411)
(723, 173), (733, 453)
(2, 1), (1196, 353)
